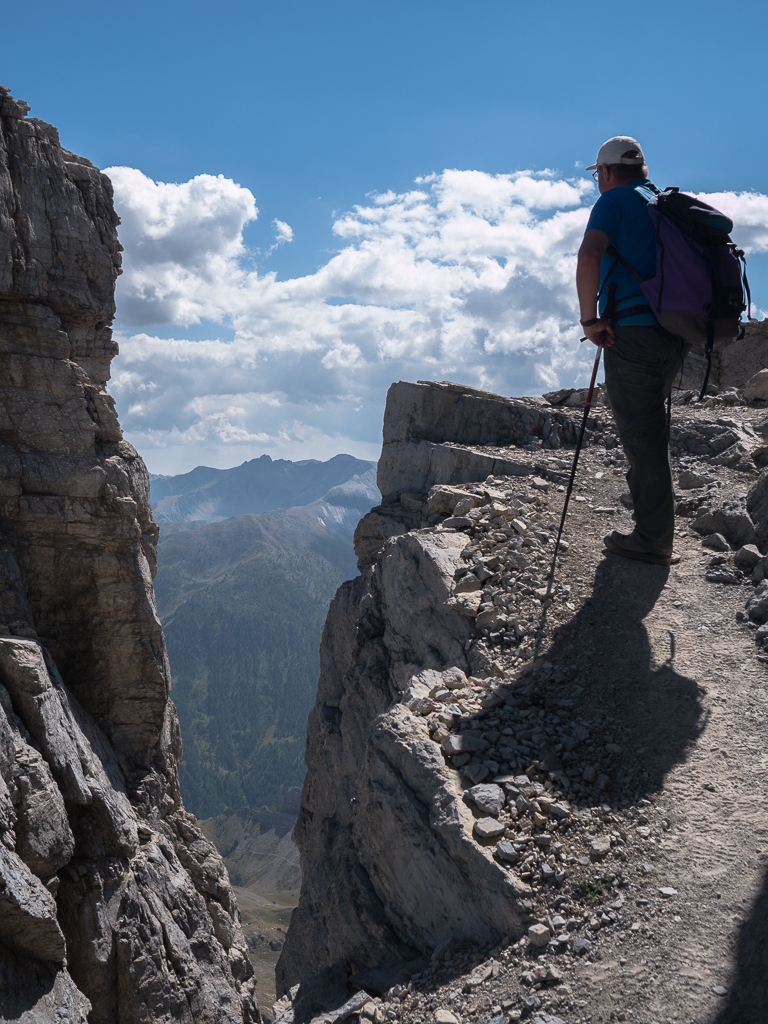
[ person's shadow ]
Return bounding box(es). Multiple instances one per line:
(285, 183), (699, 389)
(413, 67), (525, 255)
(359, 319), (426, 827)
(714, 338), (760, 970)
(521, 552), (704, 810)
(711, 855), (768, 1022)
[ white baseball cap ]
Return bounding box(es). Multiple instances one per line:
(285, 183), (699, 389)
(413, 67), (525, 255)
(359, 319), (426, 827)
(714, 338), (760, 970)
(586, 136), (645, 171)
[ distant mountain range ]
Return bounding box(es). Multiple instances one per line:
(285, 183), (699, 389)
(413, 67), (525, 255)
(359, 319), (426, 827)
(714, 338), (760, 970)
(151, 452), (374, 523)
(151, 454), (378, 819)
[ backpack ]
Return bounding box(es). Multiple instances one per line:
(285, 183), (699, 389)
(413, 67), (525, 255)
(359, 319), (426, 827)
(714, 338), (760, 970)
(601, 183), (752, 399)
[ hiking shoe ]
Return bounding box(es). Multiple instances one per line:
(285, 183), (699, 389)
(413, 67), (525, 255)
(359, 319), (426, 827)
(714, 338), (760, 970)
(604, 530), (681, 567)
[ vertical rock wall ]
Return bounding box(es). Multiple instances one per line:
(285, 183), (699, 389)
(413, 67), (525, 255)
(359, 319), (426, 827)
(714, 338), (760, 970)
(0, 87), (258, 1022)
(276, 384), (559, 997)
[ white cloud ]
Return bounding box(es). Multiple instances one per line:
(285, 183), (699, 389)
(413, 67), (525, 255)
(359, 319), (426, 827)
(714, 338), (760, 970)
(106, 167), (768, 473)
(106, 167), (258, 326)
(273, 219), (294, 244)
(695, 190), (768, 253)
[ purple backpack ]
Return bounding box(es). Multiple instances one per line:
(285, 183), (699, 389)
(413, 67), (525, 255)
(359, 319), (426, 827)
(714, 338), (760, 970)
(604, 183), (751, 397)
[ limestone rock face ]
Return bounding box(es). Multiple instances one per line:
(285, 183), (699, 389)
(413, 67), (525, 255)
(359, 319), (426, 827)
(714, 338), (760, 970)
(377, 380), (580, 500)
(679, 318), (768, 392)
(0, 86), (258, 1022)
(277, 383), (551, 997)
(277, 533), (526, 995)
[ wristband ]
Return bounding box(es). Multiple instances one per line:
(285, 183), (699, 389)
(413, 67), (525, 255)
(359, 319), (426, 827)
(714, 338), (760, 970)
(580, 317), (600, 328)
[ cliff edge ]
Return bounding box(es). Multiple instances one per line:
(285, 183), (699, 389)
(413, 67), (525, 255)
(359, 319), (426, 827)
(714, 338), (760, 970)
(278, 374), (768, 1024)
(0, 87), (258, 1022)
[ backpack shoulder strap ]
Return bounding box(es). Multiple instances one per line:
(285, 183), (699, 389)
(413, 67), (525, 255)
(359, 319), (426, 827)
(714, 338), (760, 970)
(605, 244), (645, 286)
(605, 182), (662, 284)
(633, 183), (659, 203)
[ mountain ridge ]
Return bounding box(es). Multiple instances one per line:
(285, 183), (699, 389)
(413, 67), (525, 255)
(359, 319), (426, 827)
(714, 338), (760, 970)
(153, 463), (379, 818)
(151, 452), (376, 523)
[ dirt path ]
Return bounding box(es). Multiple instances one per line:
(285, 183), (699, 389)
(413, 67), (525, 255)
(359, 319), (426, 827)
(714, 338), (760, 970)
(518, 450), (768, 1023)
(361, 441), (768, 1024)
(273, 403), (768, 1024)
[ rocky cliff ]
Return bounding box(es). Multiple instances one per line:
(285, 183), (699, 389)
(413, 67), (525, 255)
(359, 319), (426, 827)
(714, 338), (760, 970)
(277, 369), (768, 1024)
(0, 86), (257, 1022)
(276, 384), (609, 1004)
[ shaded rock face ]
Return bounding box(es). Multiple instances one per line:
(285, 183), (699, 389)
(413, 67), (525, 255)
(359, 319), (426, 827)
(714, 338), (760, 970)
(678, 318), (768, 392)
(276, 383), (556, 996)
(0, 86), (258, 1022)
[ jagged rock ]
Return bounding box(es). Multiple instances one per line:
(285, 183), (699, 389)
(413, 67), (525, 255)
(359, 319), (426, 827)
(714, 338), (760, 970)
(354, 510), (409, 567)
(0, 89), (258, 1020)
(746, 581), (768, 623)
(1, 696), (75, 877)
(428, 485), (472, 513)
(747, 467), (768, 543)
(678, 469), (713, 489)
(694, 504), (758, 549)
(734, 545), (762, 572)
(277, 525), (528, 993)
(0, 843), (66, 962)
(542, 385), (606, 407)
(744, 369), (768, 402)
(377, 381), (581, 500)
(465, 784), (505, 816)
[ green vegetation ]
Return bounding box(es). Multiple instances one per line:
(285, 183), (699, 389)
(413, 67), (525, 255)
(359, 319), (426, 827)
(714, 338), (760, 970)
(156, 513), (356, 818)
(574, 875), (606, 904)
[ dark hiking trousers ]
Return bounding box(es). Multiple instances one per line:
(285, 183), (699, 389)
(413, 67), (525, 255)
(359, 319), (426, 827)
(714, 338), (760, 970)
(603, 324), (688, 558)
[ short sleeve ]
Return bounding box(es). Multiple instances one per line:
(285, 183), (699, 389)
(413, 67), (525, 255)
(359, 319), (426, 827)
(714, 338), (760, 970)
(586, 191), (621, 239)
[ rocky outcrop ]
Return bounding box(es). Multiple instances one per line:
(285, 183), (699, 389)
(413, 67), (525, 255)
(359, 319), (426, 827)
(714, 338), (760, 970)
(678, 318), (768, 391)
(376, 380), (589, 501)
(0, 86), (257, 1021)
(278, 369), (768, 1019)
(277, 384), (577, 1001)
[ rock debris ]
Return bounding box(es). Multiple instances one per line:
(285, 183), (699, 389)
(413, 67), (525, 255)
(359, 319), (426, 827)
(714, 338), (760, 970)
(276, 376), (768, 1024)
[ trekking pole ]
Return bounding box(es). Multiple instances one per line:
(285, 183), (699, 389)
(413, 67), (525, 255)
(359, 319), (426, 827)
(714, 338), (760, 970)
(545, 344), (603, 598)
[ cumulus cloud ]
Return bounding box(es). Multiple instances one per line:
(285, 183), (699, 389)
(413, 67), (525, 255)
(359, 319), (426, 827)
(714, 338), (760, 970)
(273, 219), (294, 244)
(105, 167), (768, 472)
(696, 190), (768, 254)
(106, 167), (258, 326)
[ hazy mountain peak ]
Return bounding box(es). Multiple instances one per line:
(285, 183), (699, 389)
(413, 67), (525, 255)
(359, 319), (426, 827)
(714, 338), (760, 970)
(151, 452), (377, 523)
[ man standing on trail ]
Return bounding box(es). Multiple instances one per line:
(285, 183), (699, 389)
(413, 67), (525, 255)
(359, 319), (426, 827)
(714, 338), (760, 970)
(576, 135), (686, 568)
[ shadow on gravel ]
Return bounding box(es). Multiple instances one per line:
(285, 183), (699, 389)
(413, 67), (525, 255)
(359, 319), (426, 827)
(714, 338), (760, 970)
(712, 871), (768, 1023)
(535, 552), (705, 803)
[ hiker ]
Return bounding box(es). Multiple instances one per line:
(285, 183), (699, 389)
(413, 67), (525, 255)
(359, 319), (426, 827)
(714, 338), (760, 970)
(576, 135), (687, 568)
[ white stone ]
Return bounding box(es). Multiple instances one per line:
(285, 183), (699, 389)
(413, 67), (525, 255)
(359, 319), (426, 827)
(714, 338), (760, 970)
(435, 1011), (459, 1024)
(744, 368), (768, 401)
(473, 817), (506, 839)
(527, 923), (551, 947)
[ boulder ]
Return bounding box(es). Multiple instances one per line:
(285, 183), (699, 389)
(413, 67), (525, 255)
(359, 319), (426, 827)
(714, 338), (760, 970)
(746, 581), (768, 623)
(678, 469), (713, 490)
(748, 468), (768, 543)
(465, 784), (505, 816)
(744, 368), (768, 402)
(428, 485), (471, 514)
(495, 840), (519, 864)
(734, 545), (762, 572)
(473, 817), (506, 840)
(528, 923), (551, 947)
(694, 505), (758, 548)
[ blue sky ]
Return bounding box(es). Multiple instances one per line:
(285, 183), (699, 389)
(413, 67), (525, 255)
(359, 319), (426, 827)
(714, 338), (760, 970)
(6, 0), (768, 473)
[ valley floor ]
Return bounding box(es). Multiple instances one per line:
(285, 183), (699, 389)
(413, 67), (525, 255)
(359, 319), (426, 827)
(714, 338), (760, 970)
(235, 888), (300, 1005)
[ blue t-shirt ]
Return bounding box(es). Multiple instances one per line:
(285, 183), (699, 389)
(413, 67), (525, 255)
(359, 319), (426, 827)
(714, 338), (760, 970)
(586, 178), (657, 326)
